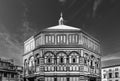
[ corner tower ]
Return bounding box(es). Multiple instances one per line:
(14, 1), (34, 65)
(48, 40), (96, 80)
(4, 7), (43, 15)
(23, 14), (101, 81)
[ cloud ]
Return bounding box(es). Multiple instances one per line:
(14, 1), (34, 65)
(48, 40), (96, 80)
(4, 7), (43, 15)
(102, 55), (120, 61)
(101, 51), (120, 67)
(21, 21), (37, 40)
(93, 0), (102, 17)
(0, 18), (37, 66)
(92, 0), (118, 17)
(101, 52), (120, 61)
(59, 0), (66, 3)
(0, 24), (23, 65)
(21, 0), (37, 40)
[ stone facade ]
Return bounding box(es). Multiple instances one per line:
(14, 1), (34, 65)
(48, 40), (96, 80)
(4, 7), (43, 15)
(23, 20), (101, 81)
(0, 58), (23, 81)
(102, 65), (120, 81)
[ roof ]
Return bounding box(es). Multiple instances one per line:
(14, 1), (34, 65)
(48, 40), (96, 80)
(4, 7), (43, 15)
(44, 25), (81, 31)
(102, 64), (120, 69)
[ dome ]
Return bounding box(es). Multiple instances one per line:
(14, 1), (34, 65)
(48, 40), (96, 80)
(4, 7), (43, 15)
(46, 25), (80, 30)
(43, 13), (81, 31)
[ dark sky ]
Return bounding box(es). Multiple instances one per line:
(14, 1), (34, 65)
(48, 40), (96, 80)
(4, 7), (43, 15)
(0, 0), (120, 66)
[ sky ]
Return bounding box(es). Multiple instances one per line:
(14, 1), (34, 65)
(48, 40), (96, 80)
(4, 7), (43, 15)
(0, 0), (120, 66)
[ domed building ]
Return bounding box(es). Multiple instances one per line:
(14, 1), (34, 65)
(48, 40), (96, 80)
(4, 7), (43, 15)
(23, 14), (101, 81)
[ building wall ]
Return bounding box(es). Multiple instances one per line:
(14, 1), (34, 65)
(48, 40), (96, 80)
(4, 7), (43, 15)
(102, 66), (120, 81)
(23, 49), (101, 76)
(24, 32), (100, 55)
(0, 58), (21, 81)
(23, 28), (101, 81)
(24, 36), (35, 54)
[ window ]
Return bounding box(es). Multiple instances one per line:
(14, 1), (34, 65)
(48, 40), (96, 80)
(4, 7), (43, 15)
(103, 70), (106, 72)
(69, 52), (79, 64)
(73, 58), (76, 63)
(48, 58), (51, 63)
(109, 69), (112, 72)
(54, 78), (57, 81)
(115, 68), (119, 71)
(29, 56), (34, 68)
(84, 58), (87, 65)
(60, 57), (64, 63)
(44, 52), (54, 64)
(67, 77), (69, 81)
(83, 36), (88, 46)
(4, 73), (7, 77)
(69, 34), (79, 44)
(70, 77), (79, 81)
(11, 74), (14, 78)
(30, 41), (34, 50)
(115, 72), (119, 78)
(45, 35), (55, 44)
(96, 62), (99, 68)
(109, 73), (112, 78)
(24, 59), (27, 68)
(35, 37), (41, 47)
(103, 74), (106, 78)
(25, 44), (29, 53)
(84, 53), (90, 66)
(57, 52), (67, 64)
(24, 59), (28, 75)
(28, 56), (34, 74)
(57, 34), (66, 44)
(36, 54), (40, 65)
(90, 55), (95, 69)
(36, 58), (39, 65)
(90, 61), (93, 67)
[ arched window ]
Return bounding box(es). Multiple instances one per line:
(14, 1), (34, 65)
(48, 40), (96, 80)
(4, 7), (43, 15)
(24, 59), (27, 69)
(29, 56), (34, 67)
(35, 54), (40, 65)
(96, 58), (100, 68)
(90, 55), (95, 69)
(84, 53), (89, 65)
(44, 52), (54, 64)
(28, 56), (35, 74)
(69, 52), (79, 64)
(24, 59), (28, 75)
(72, 58), (76, 63)
(91, 61), (93, 66)
(57, 52), (67, 64)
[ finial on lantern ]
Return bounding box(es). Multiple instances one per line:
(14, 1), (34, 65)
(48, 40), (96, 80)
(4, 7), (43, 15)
(59, 12), (64, 25)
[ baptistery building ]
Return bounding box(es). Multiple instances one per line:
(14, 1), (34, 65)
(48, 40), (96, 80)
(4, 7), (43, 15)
(23, 15), (101, 81)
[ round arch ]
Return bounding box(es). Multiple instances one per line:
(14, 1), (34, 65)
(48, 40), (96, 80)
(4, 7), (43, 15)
(44, 51), (55, 57)
(69, 51), (80, 64)
(44, 51), (55, 64)
(69, 51), (80, 56)
(28, 55), (35, 74)
(35, 53), (40, 65)
(56, 51), (67, 56)
(24, 59), (28, 75)
(24, 59), (27, 68)
(56, 51), (67, 64)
